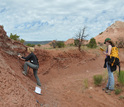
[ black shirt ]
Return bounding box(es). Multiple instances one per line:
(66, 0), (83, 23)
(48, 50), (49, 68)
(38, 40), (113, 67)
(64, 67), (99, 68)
(22, 52), (39, 65)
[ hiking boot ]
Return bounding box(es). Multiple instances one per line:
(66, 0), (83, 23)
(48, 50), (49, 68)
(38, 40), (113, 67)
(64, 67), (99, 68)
(105, 89), (114, 93)
(22, 71), (27, 76)
(102, 87), (108, 91)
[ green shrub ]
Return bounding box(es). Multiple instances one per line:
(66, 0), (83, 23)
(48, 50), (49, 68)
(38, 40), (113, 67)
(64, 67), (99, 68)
(26, 43), (35, 47)
(56, 41), (65, 48)
(119, 96), (124, 100)
(87, 38), (97, 48)
(93, 74), (103, 86)
(115, 89), (122, 95)
(69, 43), (74, 46)
(9, 33), (25, 44)
(50, 41), (65, 48)
(10, 33), (20, 41)
(20, 39), (25, 44)
(99, 32), (103, 35)
(118, 71), (124, 86)
(74, 39), (79, 47)
(84, 79), (88, 89)
(37, 44), (41, 47)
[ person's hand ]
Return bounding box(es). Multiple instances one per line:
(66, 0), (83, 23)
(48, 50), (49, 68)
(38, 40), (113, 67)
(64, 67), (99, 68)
(103, 51), (106, 55)
(18, 55), (22, 58)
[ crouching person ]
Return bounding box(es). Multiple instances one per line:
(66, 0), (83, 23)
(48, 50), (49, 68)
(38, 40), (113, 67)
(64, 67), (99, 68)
(18, 47), (41, 87)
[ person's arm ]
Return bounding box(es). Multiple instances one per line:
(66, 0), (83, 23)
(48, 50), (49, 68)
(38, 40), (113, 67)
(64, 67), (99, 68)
(22, 53), (32, 61)
(18, 53), (32, 61)
(103, 45), (112, 56)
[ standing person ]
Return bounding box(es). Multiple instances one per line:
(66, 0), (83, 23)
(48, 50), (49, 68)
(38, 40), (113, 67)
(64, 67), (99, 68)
(18, 47), (41, 87)
(102, 38), (115, 93)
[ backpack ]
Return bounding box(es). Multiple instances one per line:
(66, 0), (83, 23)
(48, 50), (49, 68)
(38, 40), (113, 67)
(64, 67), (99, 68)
(110, 47), (119, 59)
(109, 47), (120, 75)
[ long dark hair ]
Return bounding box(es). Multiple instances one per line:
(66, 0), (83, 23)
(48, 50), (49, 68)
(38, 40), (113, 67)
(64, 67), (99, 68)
(107, 40), (115, 47)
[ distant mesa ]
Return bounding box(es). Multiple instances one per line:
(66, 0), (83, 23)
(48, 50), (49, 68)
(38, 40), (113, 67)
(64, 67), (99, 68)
(95, 21), (124, 43)
(64, 38), (74, 45)
(24, 41), (52, 45)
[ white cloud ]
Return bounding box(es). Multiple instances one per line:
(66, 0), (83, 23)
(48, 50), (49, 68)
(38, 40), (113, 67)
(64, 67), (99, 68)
(0, 0), (124, 41)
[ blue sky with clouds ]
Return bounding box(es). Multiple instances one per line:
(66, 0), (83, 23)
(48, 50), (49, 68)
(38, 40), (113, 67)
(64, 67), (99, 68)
(0, 0), (124, 41)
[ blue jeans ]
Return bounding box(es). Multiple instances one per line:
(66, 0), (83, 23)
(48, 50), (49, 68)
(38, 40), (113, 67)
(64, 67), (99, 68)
(106, 62), (114, 90)
(24, 62), (41, 86)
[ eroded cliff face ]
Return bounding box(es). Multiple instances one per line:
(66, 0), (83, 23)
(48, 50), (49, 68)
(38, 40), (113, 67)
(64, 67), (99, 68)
(0, 25), (38, 107)
(0, 25), (27, 55)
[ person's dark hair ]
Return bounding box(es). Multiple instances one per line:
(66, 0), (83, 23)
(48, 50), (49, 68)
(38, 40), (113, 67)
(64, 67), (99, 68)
(107, 40), (115, 47)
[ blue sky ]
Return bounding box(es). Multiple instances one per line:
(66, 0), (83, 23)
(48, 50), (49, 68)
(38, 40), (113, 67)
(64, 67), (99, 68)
(0, 0), (124, 41)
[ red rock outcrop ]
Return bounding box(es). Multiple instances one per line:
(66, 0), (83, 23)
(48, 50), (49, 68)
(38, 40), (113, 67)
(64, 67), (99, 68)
(0, 25), (38, 107)
(95, 21), (124, 43)
(64, 38), (74, 45)
(0, 25), (27, 55)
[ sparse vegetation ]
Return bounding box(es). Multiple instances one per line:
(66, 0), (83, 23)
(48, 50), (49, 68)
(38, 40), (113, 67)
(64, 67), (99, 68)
(74, 39), (79, 47)
(118, 71), (124, 86)
(56, 41), (65, 48)
(99, 32), (103, 35)
(119, 96), (124, 100)
(93, 74), (103, 86)
(69, 43), (74, 46)
(26, 43), (35, 47)
(20, 39), (25, 44)
(87, 38), (97, 48)
(50, 41), (65, 48)
(84, 79), (88, 89)
(10, 33), (25, 44)
(89, 96), (93, 98)
(115, 89), (122, 95)
(50, 41), (57, 48)
(117, 37), (124, 48)
(10, 33), (20, 41)
(37, 44), (41, 47)
(98, 42), (103, 46)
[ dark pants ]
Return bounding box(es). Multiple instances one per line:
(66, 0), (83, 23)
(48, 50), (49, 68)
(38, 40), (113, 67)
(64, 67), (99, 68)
(24, 62), (41, 86)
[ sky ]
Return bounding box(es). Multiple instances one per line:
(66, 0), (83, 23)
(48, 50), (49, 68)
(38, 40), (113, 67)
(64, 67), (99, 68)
(0, 0), (124, 41)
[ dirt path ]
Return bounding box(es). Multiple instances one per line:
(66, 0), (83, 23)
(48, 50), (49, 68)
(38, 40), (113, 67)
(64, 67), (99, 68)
(41, 67), (124, 107)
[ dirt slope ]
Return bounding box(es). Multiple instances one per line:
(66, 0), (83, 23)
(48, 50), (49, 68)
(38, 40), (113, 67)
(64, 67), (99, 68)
(0, 25), (41, 107)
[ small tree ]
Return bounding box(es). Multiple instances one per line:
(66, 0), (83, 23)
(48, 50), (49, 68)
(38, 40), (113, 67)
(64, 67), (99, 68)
(50, 41), (57, 48)
(56, 41), (65, 48)
(88, 38), (97, 48)
(20, 39), (25, 44)
(75, 27), (88, 51)
(10, 33), (20, 41)
(37, 44), (41, 47)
